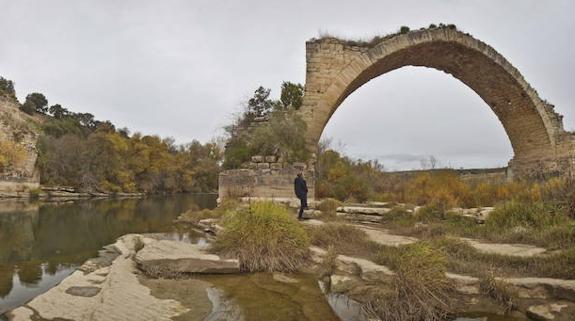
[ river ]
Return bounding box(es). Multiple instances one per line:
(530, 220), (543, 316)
(0, 194), (217, 315)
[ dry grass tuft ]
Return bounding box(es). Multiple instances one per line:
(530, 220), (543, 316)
(479, 270), (516, 312)
(213, 201), (310, 272)
(318, 245), (338, 279)
(366, 242), (454, 321)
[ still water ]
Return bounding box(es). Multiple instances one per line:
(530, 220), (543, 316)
(0, 194), (217, 314)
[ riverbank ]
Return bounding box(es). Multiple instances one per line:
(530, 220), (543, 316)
(0, 185), (146, 200)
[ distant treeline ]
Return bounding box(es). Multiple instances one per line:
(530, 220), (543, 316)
(1, 76), (221, 193)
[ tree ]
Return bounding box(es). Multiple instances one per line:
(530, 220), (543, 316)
(48, 104), (68, 119)
(279, 82), (304, 110)
(0, 77), (16, 100)
(22, 93), (48, 114)
(246, 87), (274, 120)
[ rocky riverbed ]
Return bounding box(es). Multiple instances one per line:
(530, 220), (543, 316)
(5, 199), (575, 321)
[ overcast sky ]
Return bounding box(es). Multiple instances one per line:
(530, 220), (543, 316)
(1, 0), (573, 170)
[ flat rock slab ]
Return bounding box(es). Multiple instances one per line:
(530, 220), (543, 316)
(501, 277), (575, 301)
(135, 239), (239, 275)
(353, 225), (417, 247)
(461, 238), (548, 257)
(337, 206), (390, 216)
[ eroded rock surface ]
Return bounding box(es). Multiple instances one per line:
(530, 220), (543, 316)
(7, 234), (189, 321)
(461, 238), (548, 257)
(135, 239), (239, 275)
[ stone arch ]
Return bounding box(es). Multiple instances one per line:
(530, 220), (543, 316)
(299, 28), (575, 178)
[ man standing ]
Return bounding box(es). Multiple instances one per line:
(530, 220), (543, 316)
(294, 171), (308, 220)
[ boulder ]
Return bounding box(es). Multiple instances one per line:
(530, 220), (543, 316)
(135, 240), (239, 275)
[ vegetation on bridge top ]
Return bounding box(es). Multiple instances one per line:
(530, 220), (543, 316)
(312, 23), (459, 47)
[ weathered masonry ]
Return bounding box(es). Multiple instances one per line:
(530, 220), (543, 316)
(299, 28), (575, 179)
(219, 27), (575, 200)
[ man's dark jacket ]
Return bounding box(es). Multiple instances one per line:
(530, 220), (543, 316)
(294, 176), (308, 199)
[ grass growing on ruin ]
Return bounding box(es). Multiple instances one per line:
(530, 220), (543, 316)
(366, 242), (454, 321)
(213, 201), (309, 272)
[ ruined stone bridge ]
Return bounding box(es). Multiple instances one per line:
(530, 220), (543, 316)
(219, 27), (575, 200)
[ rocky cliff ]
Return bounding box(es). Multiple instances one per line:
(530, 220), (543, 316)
(0, 97), (41, 196)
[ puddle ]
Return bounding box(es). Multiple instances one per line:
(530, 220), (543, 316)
(194, 273), (342, 321)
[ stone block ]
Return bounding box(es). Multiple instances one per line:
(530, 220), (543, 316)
(265, 156), (276, 162)
(251, 155), (264, 163)
(293, 162), (307, 170)
(257, 162), (270, 169)
(270, 163), (282, 170)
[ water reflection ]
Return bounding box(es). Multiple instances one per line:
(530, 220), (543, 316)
(0, 194), (216, 314)
(196, 273), (343, 321)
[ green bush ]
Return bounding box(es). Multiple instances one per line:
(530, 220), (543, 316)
(213, 201), (309, 272)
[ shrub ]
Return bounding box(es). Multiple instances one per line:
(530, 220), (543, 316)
(367, 242), (454, 321)
(486, 201), (569, 230)
(213, 201), (309, 272)
(399, 26), (410, 34)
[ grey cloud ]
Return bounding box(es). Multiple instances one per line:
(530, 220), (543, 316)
(1, 0), (573, 170)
